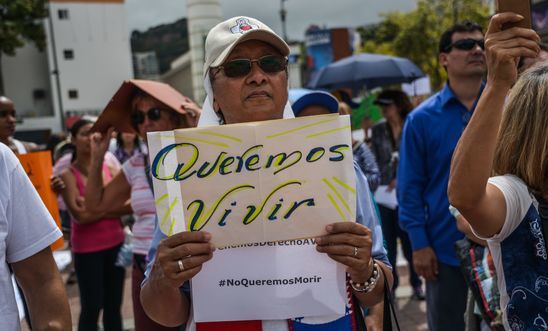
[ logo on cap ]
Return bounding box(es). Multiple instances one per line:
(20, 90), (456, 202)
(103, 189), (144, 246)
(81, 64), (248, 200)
(230, 18), (259, 34)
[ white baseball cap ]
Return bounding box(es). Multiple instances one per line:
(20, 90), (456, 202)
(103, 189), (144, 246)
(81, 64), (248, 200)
(203, 16), (290, 76)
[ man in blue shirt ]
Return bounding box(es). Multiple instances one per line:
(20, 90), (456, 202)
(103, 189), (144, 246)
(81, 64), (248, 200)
(398, 21), (486, 331)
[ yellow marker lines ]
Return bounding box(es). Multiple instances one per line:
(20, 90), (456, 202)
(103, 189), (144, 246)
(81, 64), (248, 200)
(306, 126), (351, 138)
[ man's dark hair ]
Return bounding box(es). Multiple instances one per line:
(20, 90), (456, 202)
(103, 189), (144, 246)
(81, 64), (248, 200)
(439, 20), (483, 54)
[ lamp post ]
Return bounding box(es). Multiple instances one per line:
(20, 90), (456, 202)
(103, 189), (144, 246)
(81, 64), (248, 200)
(280, 0), (288, 41)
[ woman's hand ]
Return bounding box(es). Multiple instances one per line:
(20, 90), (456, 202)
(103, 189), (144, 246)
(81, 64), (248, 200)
(315, 222), (374, 283)
(50, 176), (66, 194)
(484, 13), (540, 88)
(89, 127), (114, 162)
(180, 97), (202, 128)
(153, 231), (215, 289)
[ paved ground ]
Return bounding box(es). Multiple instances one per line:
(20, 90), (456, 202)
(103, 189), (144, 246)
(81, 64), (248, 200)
(22, 254), (427, 331)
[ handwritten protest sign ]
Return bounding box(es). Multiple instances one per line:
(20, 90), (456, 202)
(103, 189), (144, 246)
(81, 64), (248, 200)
(147, 114), (356, 247)
(17, 151), (63, 250)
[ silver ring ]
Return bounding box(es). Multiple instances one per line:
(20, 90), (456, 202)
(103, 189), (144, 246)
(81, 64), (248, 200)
(177, 259), (184, 272)
(354, 246), (358, 257)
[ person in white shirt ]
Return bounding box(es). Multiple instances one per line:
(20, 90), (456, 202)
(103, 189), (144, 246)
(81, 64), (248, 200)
(448, 13), (546, 330)
(0, 143), (71, 330)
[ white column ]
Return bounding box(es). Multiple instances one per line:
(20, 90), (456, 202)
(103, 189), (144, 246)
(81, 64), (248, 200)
(186, 0), (222, 104)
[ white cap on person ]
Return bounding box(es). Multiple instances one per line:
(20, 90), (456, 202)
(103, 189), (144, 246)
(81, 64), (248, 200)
(203, 16), (290, 76)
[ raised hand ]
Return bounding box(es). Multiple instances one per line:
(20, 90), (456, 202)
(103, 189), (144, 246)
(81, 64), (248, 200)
(89, 127), (115, 161)
(180, 97), (202, 128)
(484, 13), (540, 88)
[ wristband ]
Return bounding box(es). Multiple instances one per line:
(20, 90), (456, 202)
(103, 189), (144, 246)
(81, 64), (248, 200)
(349, 260), (380, 293)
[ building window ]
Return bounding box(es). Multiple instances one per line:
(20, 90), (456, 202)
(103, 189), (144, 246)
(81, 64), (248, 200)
(63, 49), (74, 60)
(68, 90), (78, 99)
(58, 9), (69, 20)
(33, 89), (46, 100)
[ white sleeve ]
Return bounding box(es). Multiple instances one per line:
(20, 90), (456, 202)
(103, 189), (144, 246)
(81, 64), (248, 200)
(6, 160), (62, 263)
(474, 175), (532, 242)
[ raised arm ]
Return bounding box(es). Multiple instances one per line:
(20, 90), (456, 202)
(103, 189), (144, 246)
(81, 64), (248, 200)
(85, 128), (131, 214)
(60, 170), (107, 223)
(12, 247), (71, 331)
(448, 13), (540, 238)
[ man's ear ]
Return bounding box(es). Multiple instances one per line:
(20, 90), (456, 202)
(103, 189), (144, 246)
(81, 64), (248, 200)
(439, 53), (448, 68)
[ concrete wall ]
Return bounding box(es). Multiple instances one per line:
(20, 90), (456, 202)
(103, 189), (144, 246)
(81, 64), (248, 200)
(1, 43), (54, 119)
(49, 1), (133, 115)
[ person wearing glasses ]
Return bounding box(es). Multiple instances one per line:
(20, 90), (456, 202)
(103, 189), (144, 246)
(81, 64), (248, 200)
(84, 81), (201, 331)
(0, 96), (38, 154)
(397, 20), (486, 331)
(140, 16), (391, 331)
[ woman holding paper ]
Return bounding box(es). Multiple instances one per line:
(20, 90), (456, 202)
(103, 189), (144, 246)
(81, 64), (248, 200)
(84, 81), (201, 331)
(448, 13), (546, 329)
(370, 90), (424, 300)
(141, 16), (392, 331)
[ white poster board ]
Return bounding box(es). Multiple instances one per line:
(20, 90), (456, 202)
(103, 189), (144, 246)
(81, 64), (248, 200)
(147, 114), (356, 247)
(191, 240), (347, 322)
(147, 114), (356, 321)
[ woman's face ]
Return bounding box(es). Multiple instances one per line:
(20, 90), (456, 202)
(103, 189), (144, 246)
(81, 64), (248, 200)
(212, 40), (288, 124)
(121, 132), (137, 146)
(132, 96), (179, 140)
(73, 123), (93, 154)
(380, 103), (400, 122)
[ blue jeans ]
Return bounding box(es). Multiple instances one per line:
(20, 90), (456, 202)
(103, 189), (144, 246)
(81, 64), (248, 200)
(426, 262), (468, 331)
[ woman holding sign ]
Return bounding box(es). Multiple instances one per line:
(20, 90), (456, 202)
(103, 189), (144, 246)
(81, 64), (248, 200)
(85, 81), (201, 331)
(141, 16), (392, 331)
(448, 13), (547, 330)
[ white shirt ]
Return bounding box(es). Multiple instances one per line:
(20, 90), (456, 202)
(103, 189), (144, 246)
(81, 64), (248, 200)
(0, 144), (62, 330)
(473, 175), (548, 330)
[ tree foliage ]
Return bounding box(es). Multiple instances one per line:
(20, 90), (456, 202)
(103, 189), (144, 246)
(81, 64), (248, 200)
(0, 0), (48, 93)
(358, 0), (490, 90)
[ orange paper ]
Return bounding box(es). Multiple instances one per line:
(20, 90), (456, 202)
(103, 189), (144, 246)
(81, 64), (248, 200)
(17, 151), (64, 250)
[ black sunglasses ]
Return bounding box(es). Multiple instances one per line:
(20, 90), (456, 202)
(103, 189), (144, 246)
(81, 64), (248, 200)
(214, 55), (288, 78)
(445, 38), (485, 52)
(131, 107), (165, 126)
(0, 110), (16, 118)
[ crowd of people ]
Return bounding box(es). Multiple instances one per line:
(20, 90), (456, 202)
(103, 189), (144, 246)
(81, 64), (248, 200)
(0, 10), (546, 331)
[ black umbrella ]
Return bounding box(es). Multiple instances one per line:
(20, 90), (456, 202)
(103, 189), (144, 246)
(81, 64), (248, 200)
(307, 53), (425, 90)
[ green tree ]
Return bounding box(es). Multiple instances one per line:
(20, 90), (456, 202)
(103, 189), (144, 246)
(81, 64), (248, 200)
(360, 0), (490, 90)
(0, 0), (48, 94)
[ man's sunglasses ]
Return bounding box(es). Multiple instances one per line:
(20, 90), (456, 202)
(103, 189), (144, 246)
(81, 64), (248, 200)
(0, 110), (16, 118)
(445, 39), (485, 52)
(131, 107), (165, 126)
(214, 55), (288, 78)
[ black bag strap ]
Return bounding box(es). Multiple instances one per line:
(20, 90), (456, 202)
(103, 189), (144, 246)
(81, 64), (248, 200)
(143, 153), (154, 194)
(381, 266), (401, 331)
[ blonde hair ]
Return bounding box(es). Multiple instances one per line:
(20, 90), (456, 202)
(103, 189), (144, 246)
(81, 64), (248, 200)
(493, 63), (548, 198)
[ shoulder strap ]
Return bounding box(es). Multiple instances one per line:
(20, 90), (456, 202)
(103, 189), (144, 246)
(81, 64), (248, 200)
(11, 139), (27, 154)
(70, 166), (86, 195)
(381, 266), (401, 331)
(143, 153), (154, 194)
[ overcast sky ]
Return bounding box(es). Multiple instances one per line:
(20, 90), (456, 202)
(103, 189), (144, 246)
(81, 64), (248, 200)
(125, 0), (417, 40)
